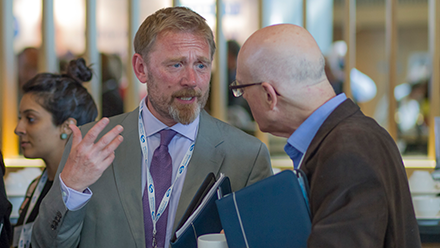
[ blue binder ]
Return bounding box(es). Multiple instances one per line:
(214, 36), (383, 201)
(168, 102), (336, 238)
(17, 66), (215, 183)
(170, 173), (231, 248)
(215, 170), (311, 248)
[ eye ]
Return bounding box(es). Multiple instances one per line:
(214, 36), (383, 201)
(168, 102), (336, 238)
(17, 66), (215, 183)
(197, 63), (206, 69)
(172, 63), (182, 68)
(26, 116), (35, 123)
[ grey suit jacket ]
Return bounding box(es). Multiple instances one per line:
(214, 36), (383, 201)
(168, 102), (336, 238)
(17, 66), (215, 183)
(32, 109), (272, 248)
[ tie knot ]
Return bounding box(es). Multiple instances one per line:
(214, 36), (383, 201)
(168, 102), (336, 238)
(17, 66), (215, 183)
(159, 129), (177, 146)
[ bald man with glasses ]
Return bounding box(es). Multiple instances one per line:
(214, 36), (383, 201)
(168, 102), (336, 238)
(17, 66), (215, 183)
(233, 23), (421, 248)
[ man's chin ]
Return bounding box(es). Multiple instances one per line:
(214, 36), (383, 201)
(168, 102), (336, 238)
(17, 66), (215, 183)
(169, 103), (201, 125)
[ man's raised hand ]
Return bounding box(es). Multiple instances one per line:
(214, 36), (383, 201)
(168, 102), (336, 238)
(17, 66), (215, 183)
(60, 118), (124, 192)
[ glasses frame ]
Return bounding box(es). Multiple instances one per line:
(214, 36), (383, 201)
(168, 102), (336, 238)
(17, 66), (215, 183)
(229, 80), (263, 97)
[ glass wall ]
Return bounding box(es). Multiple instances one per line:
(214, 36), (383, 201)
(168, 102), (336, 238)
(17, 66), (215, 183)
(2, 0), (438, 160)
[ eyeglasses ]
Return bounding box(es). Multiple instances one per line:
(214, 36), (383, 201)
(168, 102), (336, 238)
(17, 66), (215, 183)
(229, 80), (263, 97)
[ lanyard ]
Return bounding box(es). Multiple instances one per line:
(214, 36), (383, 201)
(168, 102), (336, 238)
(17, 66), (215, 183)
(297, 153), (305, 169)
(16, 170), (48, 248)
(138, 99), (194, 245)
(295, 153), (310, 215)
(23, 170), (48, 224)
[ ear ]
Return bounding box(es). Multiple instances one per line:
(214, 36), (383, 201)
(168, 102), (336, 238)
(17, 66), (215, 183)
(61, 118), (77, 135)
(132, 53), (149, 84)
(261, 82), (278, 110)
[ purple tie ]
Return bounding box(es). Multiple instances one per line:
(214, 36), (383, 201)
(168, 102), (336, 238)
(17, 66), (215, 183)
(143, 129), (177, 248)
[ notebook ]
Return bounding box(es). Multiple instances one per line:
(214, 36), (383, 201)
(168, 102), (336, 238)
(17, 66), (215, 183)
(215, 170), (311, 248)
(170, 173), (231, 248)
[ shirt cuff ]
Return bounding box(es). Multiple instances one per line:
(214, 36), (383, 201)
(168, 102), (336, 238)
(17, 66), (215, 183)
(59, 174), (92, 211)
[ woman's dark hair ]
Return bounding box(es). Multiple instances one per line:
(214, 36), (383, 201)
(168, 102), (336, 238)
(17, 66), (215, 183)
(22, 58), (98, 126)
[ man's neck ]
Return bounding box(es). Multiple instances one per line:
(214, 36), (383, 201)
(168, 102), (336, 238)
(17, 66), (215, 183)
(146, 98), (178, 127)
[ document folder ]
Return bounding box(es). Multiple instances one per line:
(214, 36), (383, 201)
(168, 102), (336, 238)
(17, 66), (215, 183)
(170, 173), (231, 248)
(216, 170), (311, 248)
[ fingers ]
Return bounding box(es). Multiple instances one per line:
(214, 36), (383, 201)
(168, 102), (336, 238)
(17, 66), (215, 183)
(61, 118), (124, 192)
(69, 124), (82, 147)
(96, 131), (124, 163)
(93, 125), (124, 154)
(82, 118), (110, 145)
(78, 120), (123, 170)
(101, 152), (117, 170)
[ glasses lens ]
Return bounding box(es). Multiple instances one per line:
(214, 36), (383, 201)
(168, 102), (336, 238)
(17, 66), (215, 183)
(231, 81), (243, 97)
(232, 88), (243, 97)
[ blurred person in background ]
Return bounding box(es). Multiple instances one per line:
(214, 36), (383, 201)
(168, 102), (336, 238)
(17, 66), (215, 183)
(0, 151), (12, 248)
(17, 47), (39, 97)
(325, 41), (377, 104)
(226, 40), (254, 132)
(13, 58), (97, 248)
(394, 52), (431, 154)
(101, 53), (124, 117)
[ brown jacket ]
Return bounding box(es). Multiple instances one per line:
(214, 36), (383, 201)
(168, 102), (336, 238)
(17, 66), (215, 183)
(302, 99), (421, 248)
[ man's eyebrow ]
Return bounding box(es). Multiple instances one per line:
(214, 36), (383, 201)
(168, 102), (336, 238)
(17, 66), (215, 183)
(198, 56), (211, 64)
(162, 56), (211, 65)
(163, 57), (185, 64)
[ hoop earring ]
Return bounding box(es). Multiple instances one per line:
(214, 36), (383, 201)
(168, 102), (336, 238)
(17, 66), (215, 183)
(60, 133), (68, 140)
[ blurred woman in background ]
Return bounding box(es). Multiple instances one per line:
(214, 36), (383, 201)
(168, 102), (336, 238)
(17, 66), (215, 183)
(13, 58), (97, 247)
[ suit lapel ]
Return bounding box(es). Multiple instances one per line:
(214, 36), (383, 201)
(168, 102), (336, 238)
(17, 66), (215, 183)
(173, 111), (225, 230)
(112, 108), (145, 248)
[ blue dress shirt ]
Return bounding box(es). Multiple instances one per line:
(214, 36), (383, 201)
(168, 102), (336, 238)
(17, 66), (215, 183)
(284, 93), (347, 169)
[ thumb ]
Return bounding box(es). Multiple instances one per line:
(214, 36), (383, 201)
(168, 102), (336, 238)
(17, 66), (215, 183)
(69, 124), (82, 147)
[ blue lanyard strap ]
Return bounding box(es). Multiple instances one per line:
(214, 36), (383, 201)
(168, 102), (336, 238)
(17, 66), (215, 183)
(294, 153), (311, 217)
(138, 99), (195, 237)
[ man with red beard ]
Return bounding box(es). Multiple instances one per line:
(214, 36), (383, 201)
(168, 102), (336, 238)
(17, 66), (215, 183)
(32, 7), (273, 248)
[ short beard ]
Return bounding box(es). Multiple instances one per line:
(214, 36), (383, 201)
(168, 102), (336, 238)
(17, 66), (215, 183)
(169, 88), (208, 124)
(148, 73), (209, 125)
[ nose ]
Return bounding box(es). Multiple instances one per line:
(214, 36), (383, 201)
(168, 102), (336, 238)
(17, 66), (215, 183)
(181, 67), (197, 87)
(15, 119), (25, 136)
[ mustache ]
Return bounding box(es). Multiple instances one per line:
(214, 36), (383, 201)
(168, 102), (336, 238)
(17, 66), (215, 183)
(171, 88), (202, 98)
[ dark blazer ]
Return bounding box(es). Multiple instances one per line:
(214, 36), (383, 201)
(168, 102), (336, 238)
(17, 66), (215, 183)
(301, 99), (421, 248)
(32, 109), (273, 248)
(0, 151), (12, 248)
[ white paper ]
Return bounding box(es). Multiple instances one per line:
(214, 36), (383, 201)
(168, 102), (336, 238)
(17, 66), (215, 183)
(175, 173), (226, 238)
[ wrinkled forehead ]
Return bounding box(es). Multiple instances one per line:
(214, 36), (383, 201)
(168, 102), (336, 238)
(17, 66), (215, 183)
(147, 29), (213, 61)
